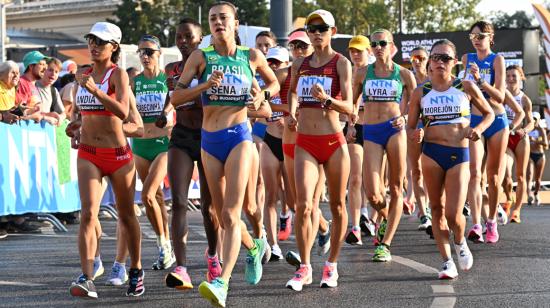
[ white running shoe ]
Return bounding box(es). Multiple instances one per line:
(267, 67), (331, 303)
(438, 259), (458, 279)
(418, 215), (432, 231)
(454, 241), (473, 271)
(106, 263), (128, 286)
(497, 204), (508, 225)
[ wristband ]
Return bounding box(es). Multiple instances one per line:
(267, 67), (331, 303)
(476, 78), (485, 87)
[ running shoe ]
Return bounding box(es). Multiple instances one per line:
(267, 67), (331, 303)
(285, 251), (301, 270)
(278, 213), (292, 241)
(286, 265), (312, 291)
(438, 260), (458, 279)
(360, 214), (376, 237)
(165, 266), (193, 290)
(345, 226), (362, 246)
(497, 204), (508, 225)
(418, 215), (432, 231)
(245, 238), (265, 285)
(92, 259), (104, 280)
(152, 245), (175, 270)
(320, 263), (339, 288)
(317, 225), (331, 256)
(485, 221), (499, 243)
(510, 211), (521, 224)
(528, 195), (534, 206)
(261, 235), (271, 265)
(199, 278), (228, 308)
(0, 228), (7, 239)
(534, 195), (541, 207)
(205, 249), (222, 283)
(126, 268), (145, 297)
(463, 202), (471, 217)
(372, 244), (392, 262)
(467, 224), (484, 243)
(453, 241), (473, 271)
(376, 220), (387, 244)
(426, 225), (434, 239)
(70, 274), (98, 299)
(106, 263), (128, 286)
(270, 245), (283, 262)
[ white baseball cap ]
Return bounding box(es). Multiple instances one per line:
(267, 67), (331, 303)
(533, 111), (541, 121)
(266, 46), (290, 63)
(85, 22), (122, 44)
(306, 9), (335, 27)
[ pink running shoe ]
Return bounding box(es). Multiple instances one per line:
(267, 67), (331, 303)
(320, 263), (339, 288)
(485, 221), (499, 243)
(165, 266), (193, 290)
(205, 249), (222, 283)
(286, 265), (312, 291)
(467, 224), (484, 243)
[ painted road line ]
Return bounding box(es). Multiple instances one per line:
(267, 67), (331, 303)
(431, 285), (455, 294)
(393, 255), (438, 274)
(0, 281), (45, 287)
(430, 296), (457, 308)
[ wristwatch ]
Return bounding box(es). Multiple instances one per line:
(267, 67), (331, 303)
(476, 78), (485, 87)
(323, 97), (333, 109)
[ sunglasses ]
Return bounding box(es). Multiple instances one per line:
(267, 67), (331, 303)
(429, 53), (455, 63)
(86, 35), (111, 46)
(410, 55), (427, 62)
(289, 41), (309, 51)
(137, 48), (160, 57)
(268, 59), (282, 67)
(469, 32), (492, 40)
(306, 24), (331, 34)
(370, 40), (391, 48)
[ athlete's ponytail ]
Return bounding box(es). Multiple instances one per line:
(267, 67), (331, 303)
(111, 44), (121, 63)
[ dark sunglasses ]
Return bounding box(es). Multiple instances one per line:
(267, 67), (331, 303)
(469, 32), (491, 41)
(86, 35), (111, 46)
(268, 59), (282, 67)
(370, 40), (391, 48)
(137, 48), (160, 57)
(429, 53), (455, 63)
(410, 55), (427, 62)
(306, 24), (331, 34)
(289, 41), (309, 50)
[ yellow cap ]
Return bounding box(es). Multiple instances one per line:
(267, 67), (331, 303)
(348, 35), (370, 51)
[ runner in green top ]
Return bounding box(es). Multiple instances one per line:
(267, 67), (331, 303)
(131, 34), (175, 272)
(200, 45), (253, 107)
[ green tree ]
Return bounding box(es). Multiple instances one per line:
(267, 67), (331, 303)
(489, 11), (535, 29)
(292, 0), (481, 35)
(109, 0), (269, 46)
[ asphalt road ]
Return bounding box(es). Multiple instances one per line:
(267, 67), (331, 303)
(1, 204), (550, 307)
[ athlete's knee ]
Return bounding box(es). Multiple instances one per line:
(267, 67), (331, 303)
(296, 201), (313, 218)
(329, 200), (346, 217)
(411, 168), (423, 184)
(141, 190), (157, 208)
(80, 207), (96, 226)
(221, 208), (240, 229)
(469, 167), (482, 183)
(171, 193), (189, 210)
(486, 173), (500, 187)
(388, 183), (402, 198)
(349, 174), (362, 190)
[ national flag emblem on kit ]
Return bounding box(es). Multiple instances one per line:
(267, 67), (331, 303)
(323, 68), (332, 74)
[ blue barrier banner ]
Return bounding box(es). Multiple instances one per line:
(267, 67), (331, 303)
(0, 121), (80, 215)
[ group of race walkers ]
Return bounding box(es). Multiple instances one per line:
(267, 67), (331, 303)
(65, 2), (549, 307)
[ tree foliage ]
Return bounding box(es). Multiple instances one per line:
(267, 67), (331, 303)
(293, 0), (481, 35)
(109, 0), (269, 46)
(489, 11), (535, 29)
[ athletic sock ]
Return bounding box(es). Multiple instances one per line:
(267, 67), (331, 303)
(280, 212), (290, 219)
(361, 207), (369, 217)
(325, 261), (337, 268)
(94, 255), (101, 263)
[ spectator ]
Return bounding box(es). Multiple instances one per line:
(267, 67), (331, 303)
(16, 51), (48, 121)
(54, 60), (77, 90)
(0, 60), (20, 124)
(36, 57), (66, 126)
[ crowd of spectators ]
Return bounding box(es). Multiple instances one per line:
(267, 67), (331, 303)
(0, 51), (81, 239)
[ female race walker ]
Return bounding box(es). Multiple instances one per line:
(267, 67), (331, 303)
(286, 9), (352, 291)
(527, 112), (548, 206)
(344, 34), (372, 245)
(68, 22), (144, 298)
(502, 65), (532, 223)
(131, 34), (174, 270)
(406, 46), (431, 232)
(162, 18), (222, 289)
(352, 29), (416, 262)
(171, 2), (279, 306)
(408, 39), (494, 279)
(463, 21), (507, 244)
